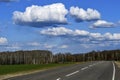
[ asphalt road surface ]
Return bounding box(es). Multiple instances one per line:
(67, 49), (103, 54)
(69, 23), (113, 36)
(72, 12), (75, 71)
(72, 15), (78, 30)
(5, 61), (120, 80)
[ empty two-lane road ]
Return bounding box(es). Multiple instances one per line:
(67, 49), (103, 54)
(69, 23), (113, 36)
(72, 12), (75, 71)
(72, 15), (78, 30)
(5, 61), (120, 80)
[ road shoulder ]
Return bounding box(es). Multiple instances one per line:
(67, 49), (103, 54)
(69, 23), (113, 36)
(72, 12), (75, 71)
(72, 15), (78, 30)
(0, 69), (48, 80)
(0, 63), (82, 80)
(115, 61), (120, 80)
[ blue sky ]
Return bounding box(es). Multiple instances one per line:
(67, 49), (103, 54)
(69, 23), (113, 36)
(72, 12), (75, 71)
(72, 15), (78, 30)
(0, 0), (120, 53)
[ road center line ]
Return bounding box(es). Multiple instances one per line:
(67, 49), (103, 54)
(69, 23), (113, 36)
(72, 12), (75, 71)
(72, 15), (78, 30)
(89, 64), (93, 67)
(81, 66), (88, 70)
(112, 62), (115, 80)
(56, 78), (61, 80)
(66, 70), (79, 77)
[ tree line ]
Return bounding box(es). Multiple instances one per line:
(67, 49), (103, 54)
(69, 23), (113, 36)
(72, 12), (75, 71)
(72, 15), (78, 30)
(0, 50), (53, 65)
(0, 49), (120, 65)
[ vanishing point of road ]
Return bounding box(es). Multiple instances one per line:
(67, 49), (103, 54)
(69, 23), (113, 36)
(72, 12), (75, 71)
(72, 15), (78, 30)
(6, 61), (120, 80)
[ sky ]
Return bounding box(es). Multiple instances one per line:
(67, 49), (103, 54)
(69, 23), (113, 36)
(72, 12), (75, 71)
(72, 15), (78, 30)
(0, 0), (120, 53)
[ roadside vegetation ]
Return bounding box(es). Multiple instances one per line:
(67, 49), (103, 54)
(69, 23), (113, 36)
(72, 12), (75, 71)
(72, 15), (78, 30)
(0, 49), (120, 75)
(0, 62), (76, 75)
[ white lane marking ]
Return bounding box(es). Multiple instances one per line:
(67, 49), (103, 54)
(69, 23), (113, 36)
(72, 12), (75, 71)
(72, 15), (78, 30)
(89, 64), (93, 67)
(65, 62), (103, 78)
(66, 70), (79, 77)
(93, 63), (96, 65)
(81, 66), (88, 70)
(112, 62), (115, 80)
(56, 78), (61, 80)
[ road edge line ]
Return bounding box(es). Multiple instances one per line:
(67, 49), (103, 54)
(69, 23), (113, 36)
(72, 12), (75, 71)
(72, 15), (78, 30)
(112, 61), (115, 80)
(56, 78), (61, 80)
(66, 70), (79, 77)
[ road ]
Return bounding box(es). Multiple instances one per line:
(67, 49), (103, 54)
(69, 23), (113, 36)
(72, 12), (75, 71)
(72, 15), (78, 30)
(5, 61), (120, 80)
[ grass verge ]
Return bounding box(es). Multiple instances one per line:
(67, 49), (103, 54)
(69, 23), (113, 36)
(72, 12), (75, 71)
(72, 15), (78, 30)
(115, 61), (120, 68)
(0, 62), (78, 75)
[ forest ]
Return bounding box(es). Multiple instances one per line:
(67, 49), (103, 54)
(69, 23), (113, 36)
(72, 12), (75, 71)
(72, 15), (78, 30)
(0, 49), (120, 65)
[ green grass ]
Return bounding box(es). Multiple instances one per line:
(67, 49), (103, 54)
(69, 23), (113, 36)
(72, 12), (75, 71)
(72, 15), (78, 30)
(0, 62), (77, 75)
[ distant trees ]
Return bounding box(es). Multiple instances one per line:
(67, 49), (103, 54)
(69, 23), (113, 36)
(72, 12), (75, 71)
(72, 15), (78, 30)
(0, 49), (120, 65)
(53, 53), (75, 63)
(54, 49), (120, 62)
(75, 50), (120, 61)
(0, 50), (52, 65)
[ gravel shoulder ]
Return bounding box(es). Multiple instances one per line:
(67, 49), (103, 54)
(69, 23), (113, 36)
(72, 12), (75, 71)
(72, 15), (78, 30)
(115, 61), (120, 68)
(0, 69), (48, 80)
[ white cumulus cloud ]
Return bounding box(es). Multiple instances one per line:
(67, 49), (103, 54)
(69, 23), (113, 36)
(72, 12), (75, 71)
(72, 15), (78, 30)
(44, 44), (56, 49)
(70, 6), (101, 22)
(90, 33), (104, 41)
(0, 37), (7, 44)
(40, 27), (89, 37)
(91, 20), (115, 28)
(74, 30), (89, 36)
(40, 27), (120, 43)
(59, 45), (68, 49)
(104, 33), (120, 40)
(13, 3), (68, 27)
(40, 27), (73, 36)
